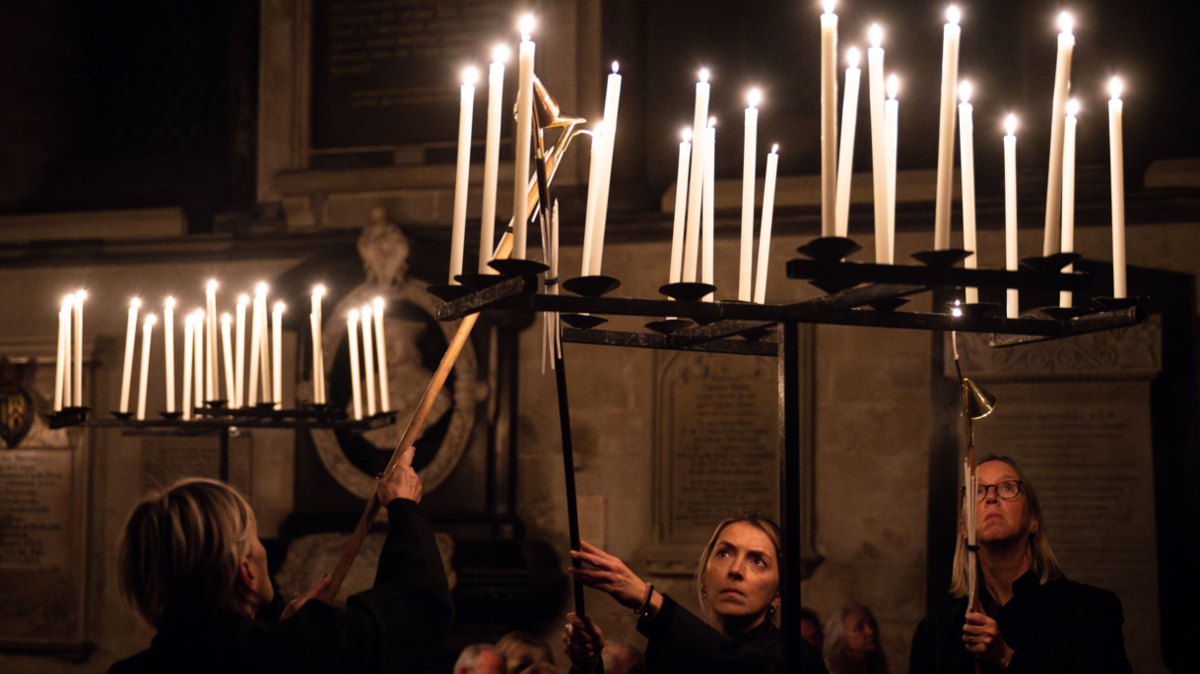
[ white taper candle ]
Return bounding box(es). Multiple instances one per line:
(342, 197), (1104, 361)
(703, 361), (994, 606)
(754, 146), (780, 304)
(119, 298), (141, 414)
(934, 6), (962, 251)
(136, 314), (155, 421)
(835, 48), (862, 238)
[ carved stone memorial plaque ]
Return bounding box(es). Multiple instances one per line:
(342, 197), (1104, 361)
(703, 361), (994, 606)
(957, 322), (1166, 673)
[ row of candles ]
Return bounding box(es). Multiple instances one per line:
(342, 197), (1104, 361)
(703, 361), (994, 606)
(53, 283), (392, 422)
(446, 5), (1129, 312)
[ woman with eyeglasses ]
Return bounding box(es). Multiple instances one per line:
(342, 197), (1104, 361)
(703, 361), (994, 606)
(908, 455), (1132, 673)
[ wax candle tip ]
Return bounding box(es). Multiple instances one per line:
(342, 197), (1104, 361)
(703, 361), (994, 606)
(947, 5), (961, 25)
(145, 313), (157, 325)
(221, 313), (231, 325)
(1058, 12), (1073, 36)
(75, 290), (87, 301)
(131, 297), (142, 309)
(349, 309), (360, 320)
(238, 294), (250, 305)
(255, 282), (268, 294)
(373, 296), (385, 309)
(462, 66), (479, 86)
(959, 80), (973, 104)
(313, 285), (326, 297)
(207, 279), (218, 291)
(869, 24), (883, 48)
(1109, 77), (1123, 100)
(492, 44), (510, 63)
(747, 88), (762, 108)
(887, 74), (900, 99)
(273, 301), (285, 312)
(1066, 99), (1079, 117)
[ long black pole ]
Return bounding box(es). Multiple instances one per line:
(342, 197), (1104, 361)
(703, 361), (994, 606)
(553, 345), (587, 615)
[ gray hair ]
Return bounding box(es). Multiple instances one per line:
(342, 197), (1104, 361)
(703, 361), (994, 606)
(454, 644), (503, 674)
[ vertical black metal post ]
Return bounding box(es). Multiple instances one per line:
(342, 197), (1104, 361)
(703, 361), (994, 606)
(219, 427), (230, 482)
(554, 345), (587, 615)
(778, 322), (801, 672)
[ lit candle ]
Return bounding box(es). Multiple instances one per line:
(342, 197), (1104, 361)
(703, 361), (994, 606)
(61, 296), (73, 408)
(683, 69), (711, 282)
(934, 5), (962, 251)
(347, 309), (363, 421)
(361, 305), (377, 416)
(221, 313), (236, 404)
(248, 285), (264, 406)
(450, 66), (478, 284)
(372, 297), (389, 412)
(119, 298), (141, 414)
(754, 145), (780, 304)
(235, 294), (248, 408)
(136, 314), (156, 421)
(702, 118), (716, 301)
(479, 45), (508, 273)
(668, 129), (693, 284)
(740, 88), (761, 301)
(835, 48), (862, 238)
(55, 296), (71, 411)
(182, 315), (194, 420)
(193, 310), (205, 409)
(885, 75), (900, 264)
(1109, 78), (1126, 299)
(821, 0), (839, 238)
(164, 297), (175, 413)
(73, 290), (85, 406)
(867, 24), (888, 262)
(1060, 99), (1079, 308)
(205, 280), (218, 403)
(959, 81), (978, 304)
(272, 301), (284, 409)
(1043, 12), (1076, 256)
(257, 286), (270, 404)
(511, 14), (536, 260)
(588, 61), (623, 277)
(310, 285), (325, 405)
(1004, 115), (1020, 318)
(581, 123), (605, 276)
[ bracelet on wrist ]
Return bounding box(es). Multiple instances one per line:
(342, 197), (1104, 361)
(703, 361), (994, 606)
(635, 582), (655, 618)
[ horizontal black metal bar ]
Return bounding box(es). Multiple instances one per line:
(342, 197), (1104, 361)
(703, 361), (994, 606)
(988, 306), (1144, 347)
(561, 327), (778, 356)
(436, 275), (537, 320)
(668, 320), (778, 347)
(74, 413), (396, 433)
(786, 258), (1092, 292)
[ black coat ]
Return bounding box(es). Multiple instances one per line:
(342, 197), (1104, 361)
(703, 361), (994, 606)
(109, 499), (453, 674)
(908, 570), (1132, 674)
(622, 594), (828, 674)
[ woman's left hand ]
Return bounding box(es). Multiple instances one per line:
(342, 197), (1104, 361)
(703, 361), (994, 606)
(282, 574), (331, 620)
(568, 540), (647, 610)
(963, 611), (1014, 669)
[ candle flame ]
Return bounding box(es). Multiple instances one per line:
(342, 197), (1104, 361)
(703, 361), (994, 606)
(361, 304), (373, 318)
(1109, 77), (1123, 100)
(887, 74), (900, 99)
(698, 68), (710, 84)
(824, 0), (836, 14)
(747, 88), (762, 108)
(518, 14), (535, 40)
(869, 24), (883, 48)
(1005, 114), (1018, 136)
(492, 44), (510, 64)
(207, 279), (218, 292)
(185, 315), (194, 327)
(373, 296), (385, 312)
(612, 61), (619, 74)
(145, 313), (157, 326)
(130, 297), (142, 310)
(771, 143), (779, 154)
(75, 290), (88, 302)
(273, 301), (285, 313)
(947, 5), (961, 25)
(164, 297), (175, 309)
(708, 116), (717, 128)
(1066, 99), (1079, 117)
(221, 313), (232, 326)
(255, 282), (268, 295)
(237, 294), (250, 306)
(951, 301), (963, 317)
(1058, 12), (1073, 36)
(681, 127), (693, 143)
(194, 309), (205, 320)
(62, 295), (74, 310)
(462, 66), (479, 86)
(313, 284), (326, 298)
(349, 308), (360, 321)
(959, 80), (973, 104)
(847, 47), (860, 69)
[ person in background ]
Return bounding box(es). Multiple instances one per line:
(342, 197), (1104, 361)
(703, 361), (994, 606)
(560, 514), (827, 673)
(824, 604), (889, 674)
(518, 665), (561, 674)
(908, 456), (1133, 673)
(799, 607), (826, 654)
(455, 643), (506, 674)
(602, 641), (644, 674)
(496, 631), (555, 674)
(109, 447), (451, 674)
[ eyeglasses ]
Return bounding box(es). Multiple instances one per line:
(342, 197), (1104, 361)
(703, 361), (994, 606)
(973, 480), (1023, 502)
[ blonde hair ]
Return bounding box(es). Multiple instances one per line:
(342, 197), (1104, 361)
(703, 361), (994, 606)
(494, 631), (553, 674)
(117, 478), (255, 629)
(950, 456), (1062, 597)
(695, 514), (783, 620)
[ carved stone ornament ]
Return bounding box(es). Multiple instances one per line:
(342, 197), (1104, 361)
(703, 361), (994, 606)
(953, 319), (1162, 382)
(0, 359), (34, 448)
(309, 209), (487, 498)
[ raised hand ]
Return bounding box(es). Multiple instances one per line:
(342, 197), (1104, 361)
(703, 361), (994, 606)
(562, 612), (605, 674)
(376, 446), (422, 505)
(568, 540), (646, 610)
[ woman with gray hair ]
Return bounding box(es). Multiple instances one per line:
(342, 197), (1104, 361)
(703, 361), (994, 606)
(108, 447), (452, 674)
(823, 604), (888, 674)
(908, 455), (1132, 673)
